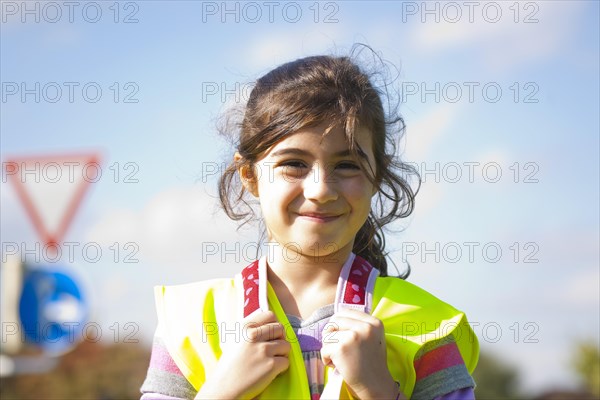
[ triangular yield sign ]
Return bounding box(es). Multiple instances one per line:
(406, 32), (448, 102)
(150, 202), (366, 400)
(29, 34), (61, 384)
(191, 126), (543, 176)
(4, 152), (101, 252)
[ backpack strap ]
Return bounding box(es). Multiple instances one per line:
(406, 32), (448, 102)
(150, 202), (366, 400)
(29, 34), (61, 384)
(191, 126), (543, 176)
(241, 257), (268, 318)
(322, 254), (379, 399)
(335, 253), (379, 314)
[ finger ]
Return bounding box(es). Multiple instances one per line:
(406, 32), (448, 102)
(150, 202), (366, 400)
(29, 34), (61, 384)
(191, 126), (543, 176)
(324, 317), (384, 346)
(322, 323), (341, 344)
(271, 355), (290, 376)
(252, 322), (286, 341)
(323, 316), (367, 335)
(332, 308), (382, 327)
(322, 330), (358, 346)
(320, 345), (333, 368)
(265, 339), (291, 357)
(327, 315), (383, 334)
(244, 310), (279, 325)
(244, 322), (286, 342)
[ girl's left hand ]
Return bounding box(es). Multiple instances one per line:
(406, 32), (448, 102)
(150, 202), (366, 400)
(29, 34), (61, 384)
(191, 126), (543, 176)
(320, 308), (400, 399)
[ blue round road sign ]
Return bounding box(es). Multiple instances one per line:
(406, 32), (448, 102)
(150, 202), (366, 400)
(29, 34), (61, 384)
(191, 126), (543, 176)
(18, 267), (88, 355)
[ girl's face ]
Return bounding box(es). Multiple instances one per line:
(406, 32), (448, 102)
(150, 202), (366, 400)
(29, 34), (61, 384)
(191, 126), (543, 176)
(245, 123), (377, 259)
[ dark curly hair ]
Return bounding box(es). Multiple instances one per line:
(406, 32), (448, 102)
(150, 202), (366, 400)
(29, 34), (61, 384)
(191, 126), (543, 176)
(217, 44), (420, 278)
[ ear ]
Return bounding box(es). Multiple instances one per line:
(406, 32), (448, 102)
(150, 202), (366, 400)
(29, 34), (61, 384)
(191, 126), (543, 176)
(235, 152), (259, 197)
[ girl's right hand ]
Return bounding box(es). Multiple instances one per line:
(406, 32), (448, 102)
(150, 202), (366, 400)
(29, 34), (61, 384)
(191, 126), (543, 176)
(195, 311), (291, 400)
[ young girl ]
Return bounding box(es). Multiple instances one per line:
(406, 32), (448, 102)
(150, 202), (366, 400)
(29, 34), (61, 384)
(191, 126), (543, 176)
(141, 47), (479, 400)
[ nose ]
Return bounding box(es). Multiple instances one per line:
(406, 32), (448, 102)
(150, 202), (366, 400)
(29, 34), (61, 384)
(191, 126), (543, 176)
(303, 163), (338, 203)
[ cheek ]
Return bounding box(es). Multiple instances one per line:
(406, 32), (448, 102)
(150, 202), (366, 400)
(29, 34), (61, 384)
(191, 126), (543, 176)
(347, 184), (374, 215)
(257, 174), (299, 208)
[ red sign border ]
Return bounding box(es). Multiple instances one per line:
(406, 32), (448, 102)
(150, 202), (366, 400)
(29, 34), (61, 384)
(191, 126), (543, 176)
(4, 152), (102, 250)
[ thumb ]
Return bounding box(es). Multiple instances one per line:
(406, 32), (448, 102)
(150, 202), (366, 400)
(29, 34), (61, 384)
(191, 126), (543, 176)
(320, 344), (334, 368)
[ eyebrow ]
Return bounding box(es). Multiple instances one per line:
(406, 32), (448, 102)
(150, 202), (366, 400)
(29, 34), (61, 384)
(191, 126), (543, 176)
(269, 147), (370, 161)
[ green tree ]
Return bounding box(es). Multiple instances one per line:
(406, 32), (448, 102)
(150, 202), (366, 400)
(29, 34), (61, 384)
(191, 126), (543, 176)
(472, 351), (523, 400)
(571, 339), (600, 397)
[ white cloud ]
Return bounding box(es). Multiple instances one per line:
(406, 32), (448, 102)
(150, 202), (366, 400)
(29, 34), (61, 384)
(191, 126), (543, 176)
(404, 103), (461, 161)
(471, 149), (512, 187)
(41, 25), (82, 48)
(0, 182), (21, 217)
(413, 180), (444, 217)
(389, 103), (464, 216)
(411, 1), (585, 73)
(240, 26), (351, 71)
(560, 266), (600, 307)
(86, 186), (257, 273)
(0, 181), (38, 243)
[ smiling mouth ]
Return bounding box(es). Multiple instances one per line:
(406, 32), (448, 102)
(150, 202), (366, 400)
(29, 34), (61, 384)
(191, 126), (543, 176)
(296, 213), (341, 223)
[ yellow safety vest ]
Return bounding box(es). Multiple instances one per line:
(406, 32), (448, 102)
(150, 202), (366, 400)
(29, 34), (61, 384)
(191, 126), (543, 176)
(154, 256), (479, 399)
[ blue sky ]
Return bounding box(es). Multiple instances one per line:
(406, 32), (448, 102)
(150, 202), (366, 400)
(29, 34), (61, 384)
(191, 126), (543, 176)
(1, 0), (599, 394)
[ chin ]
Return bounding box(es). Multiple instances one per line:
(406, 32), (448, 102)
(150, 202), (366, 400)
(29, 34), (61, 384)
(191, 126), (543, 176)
(292, 240), (344, 257)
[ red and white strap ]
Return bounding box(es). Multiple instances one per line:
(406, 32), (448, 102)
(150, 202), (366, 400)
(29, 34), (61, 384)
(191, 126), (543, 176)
(241, 257), (269, 318)
(240, 253), (379, 318)
(322, 253), (379, 399)
(334, 252), (378, 314)
(239, 253), (380, 399)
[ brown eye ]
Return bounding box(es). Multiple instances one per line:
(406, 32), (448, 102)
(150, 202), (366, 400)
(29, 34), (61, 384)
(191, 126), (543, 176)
(336, 162), (360, 170)
(280, 160), (307, 169)
(279, 160), (309, 179)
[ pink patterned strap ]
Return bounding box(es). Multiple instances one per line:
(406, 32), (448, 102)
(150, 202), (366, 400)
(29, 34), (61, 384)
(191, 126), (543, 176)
(335, 254), (379, 314)
(342, 255), (376, 308)
(241, 260), (260, 317)
(319, 254), (380, 400)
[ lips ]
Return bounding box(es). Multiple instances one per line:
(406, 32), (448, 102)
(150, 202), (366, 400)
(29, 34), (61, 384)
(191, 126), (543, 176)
(296, 212), (342, 223)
